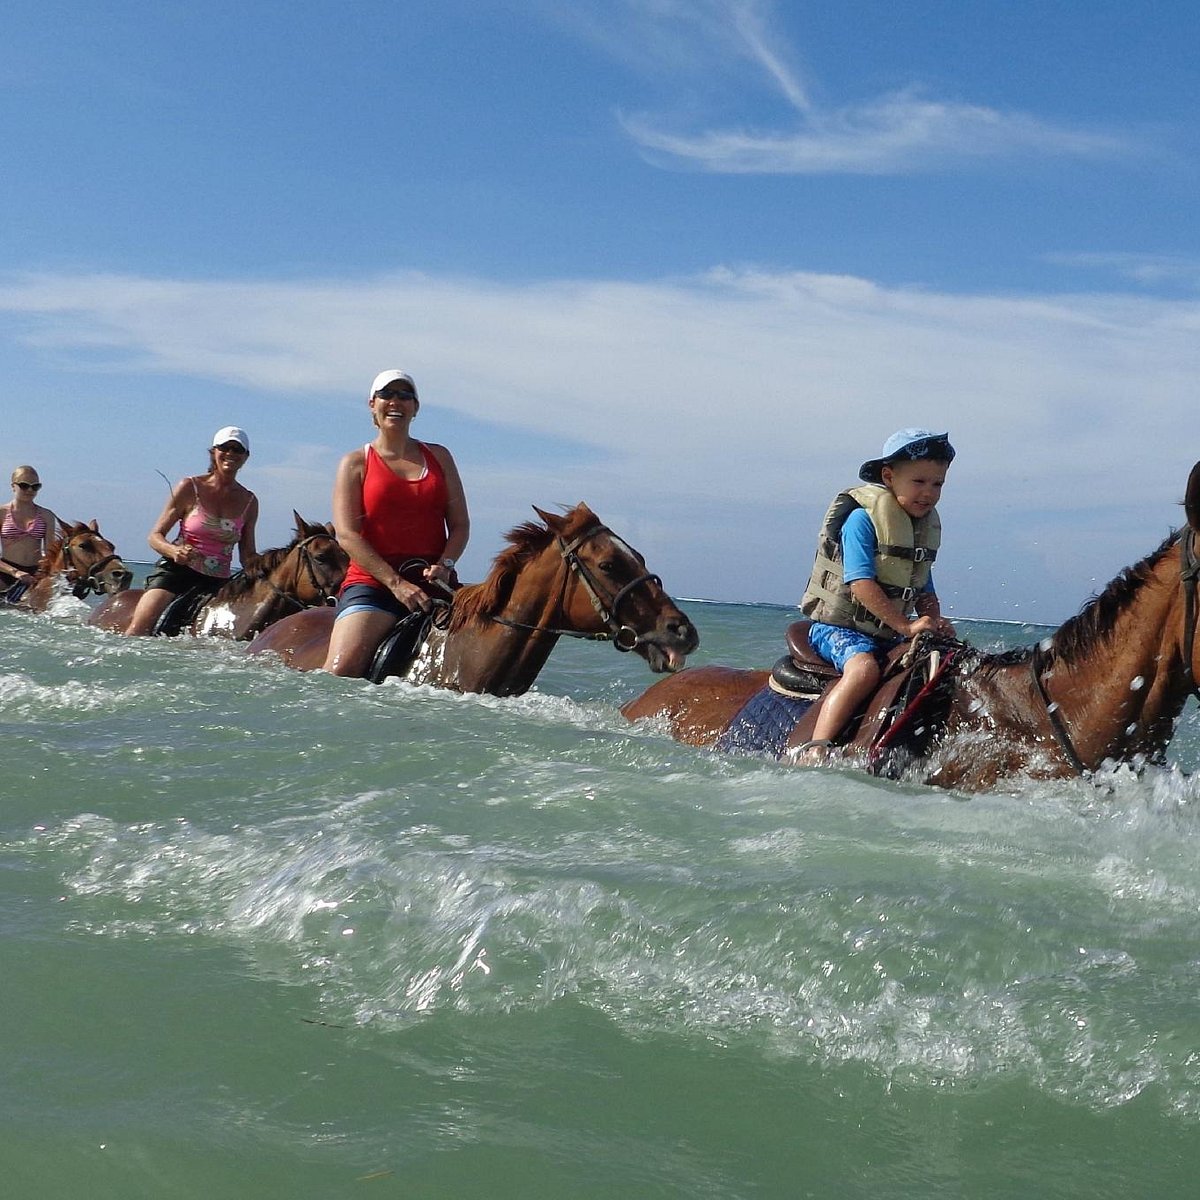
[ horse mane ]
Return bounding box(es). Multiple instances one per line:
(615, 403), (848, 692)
(977, 530), (1181, 674)
(1050, 531), (1180, 665)
(447, 504), (599, 633)
(216, 535), (303, 600)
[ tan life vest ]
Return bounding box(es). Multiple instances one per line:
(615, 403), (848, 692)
(799, 484), (941, 637)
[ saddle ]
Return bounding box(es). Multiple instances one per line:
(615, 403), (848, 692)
(769, 621), (842, 696)
(367, 560), (460, 684)
(368, 608), (437, 684)
(771, 620), (963, 776)
(152, 586), (213, 637)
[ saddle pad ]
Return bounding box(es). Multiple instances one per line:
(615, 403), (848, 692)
(368, 609), (433, 684)
(3, 578), (32, 605)
(715, 685), (813, 759)
(152, 586), (210, 637)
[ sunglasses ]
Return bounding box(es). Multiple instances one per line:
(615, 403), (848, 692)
(15, 481), (42, 491)
(375, 388), (416, 402)
(215, 443), (248, 455)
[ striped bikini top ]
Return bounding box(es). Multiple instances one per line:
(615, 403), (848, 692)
(1, 508), (47, 544)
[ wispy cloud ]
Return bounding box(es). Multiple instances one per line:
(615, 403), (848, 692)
(1045, 252), (1200, 291)
(551, 0), (1136, 174)
(625, 88), (1131, 174)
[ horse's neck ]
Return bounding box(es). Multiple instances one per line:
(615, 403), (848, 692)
(433, 554), (568, 695)
(967, 557), (1189, 772)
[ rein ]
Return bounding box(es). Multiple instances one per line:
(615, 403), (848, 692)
(1180, 528), (1200, 700)
(1031, 527), (1200, 775)
(487, 524), (662, 650)
(246, 534), (342, 614)
(273, 533), (342, 608)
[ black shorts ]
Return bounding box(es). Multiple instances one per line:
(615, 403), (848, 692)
(143, 558), (226, 597)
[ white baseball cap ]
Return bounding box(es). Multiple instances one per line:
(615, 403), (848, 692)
(212, 426), (250, 452)
(370, 369), (418, 399)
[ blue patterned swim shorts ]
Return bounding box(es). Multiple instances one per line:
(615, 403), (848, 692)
(807, 622), (895, 671)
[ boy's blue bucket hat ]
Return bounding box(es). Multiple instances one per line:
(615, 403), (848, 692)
(859, 428), (955, 484)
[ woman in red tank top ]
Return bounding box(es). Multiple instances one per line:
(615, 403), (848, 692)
(323, 370), (470, 677)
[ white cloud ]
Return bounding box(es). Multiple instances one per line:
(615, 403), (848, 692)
(1, 266), (1197, 620)
(624, 88), (1132, 174)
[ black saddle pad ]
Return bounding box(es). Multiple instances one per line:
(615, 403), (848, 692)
(368, 609), (434, 684)
(152, 587), (210, 637)
(3, 578), (33, 606)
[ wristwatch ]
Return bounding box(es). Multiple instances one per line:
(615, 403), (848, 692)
(440, 557), (456, 570)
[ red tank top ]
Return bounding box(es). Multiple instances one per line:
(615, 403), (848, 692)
(342, 443), (449, 589)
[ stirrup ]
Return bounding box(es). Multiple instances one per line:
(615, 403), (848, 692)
(790, 738), (834, 762)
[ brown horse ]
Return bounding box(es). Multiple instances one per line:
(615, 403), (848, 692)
(247, 502), (699, 694)
(89, 514), (348, 640)
(623, 460), (1200, 792)
(3, 520), (133, 614)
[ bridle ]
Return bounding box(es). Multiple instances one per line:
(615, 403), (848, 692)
(259, 533), (344, 613)
(60, 533), (127, 599)
(1032, 526), (1200, 775)
(487, 524), (663, 651)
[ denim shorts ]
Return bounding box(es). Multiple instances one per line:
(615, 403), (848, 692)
(333, 582), (408, 622)
(807, 622), (895, 671)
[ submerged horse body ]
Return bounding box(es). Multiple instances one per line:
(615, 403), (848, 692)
(4, 520), (132, 613)
(248, 503), (698, 695)
(89, 514), (347, 640)
(624, 461), (1200, 792)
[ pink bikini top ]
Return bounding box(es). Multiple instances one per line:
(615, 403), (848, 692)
(176, 479), (253, 578)
(2, 508), (47, 544)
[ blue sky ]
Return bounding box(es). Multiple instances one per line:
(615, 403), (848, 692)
(3, 0), (1198, 623)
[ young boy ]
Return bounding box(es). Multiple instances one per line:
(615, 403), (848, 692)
(799, 428), (956, 752)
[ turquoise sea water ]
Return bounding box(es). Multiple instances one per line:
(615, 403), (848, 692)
(3, 577), (1200, 1198)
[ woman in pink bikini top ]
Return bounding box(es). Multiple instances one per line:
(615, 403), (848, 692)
(123, 426), (260, 636)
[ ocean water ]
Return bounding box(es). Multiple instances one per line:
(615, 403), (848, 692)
(3, 580), (1200, 1199)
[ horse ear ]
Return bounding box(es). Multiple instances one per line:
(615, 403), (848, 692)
(88, 519), (99, 532)
(533, 505), (564, 533)
(292, 509), (308, 534)
(1187, 462), (1200, 531)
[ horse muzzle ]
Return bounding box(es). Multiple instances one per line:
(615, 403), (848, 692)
(634, 616), (700, 673)
(94, 559), (134, 594)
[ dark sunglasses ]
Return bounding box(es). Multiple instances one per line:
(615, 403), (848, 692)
(215, 443), (248, 455)
(15, 481), (42, 491)
(375, 388), (417, 402)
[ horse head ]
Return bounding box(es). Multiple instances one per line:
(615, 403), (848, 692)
(287, 511), (350, 605)
(533, 503), (698, 672)
(54, 519), (134, 596)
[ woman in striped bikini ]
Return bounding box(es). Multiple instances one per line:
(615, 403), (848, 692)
(1, 465), (60, 602)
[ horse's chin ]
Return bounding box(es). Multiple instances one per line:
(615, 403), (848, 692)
(639, 642), (689, 674)
(101, 574), (133, 595)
